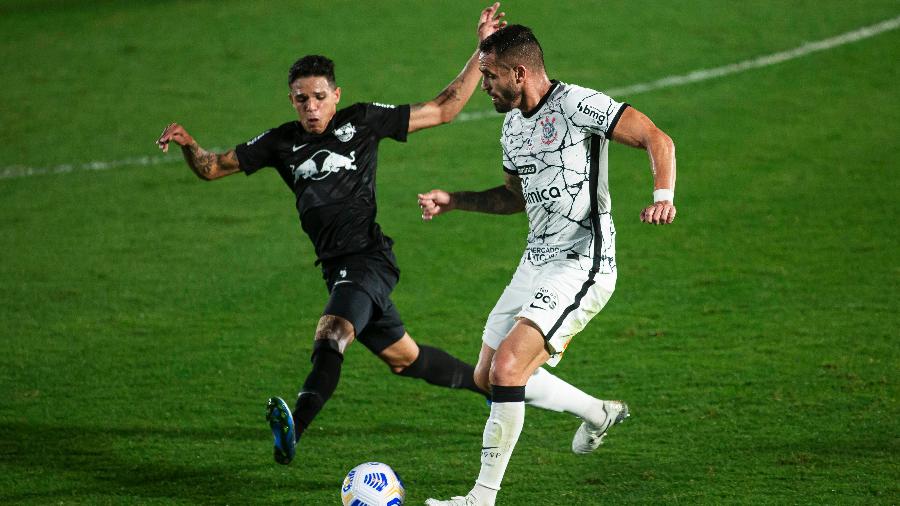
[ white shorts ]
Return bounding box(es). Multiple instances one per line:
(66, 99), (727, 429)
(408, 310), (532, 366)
(482, 259), (616, 367)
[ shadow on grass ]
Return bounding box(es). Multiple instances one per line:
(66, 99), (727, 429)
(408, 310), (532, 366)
(0, 420), (333, 503)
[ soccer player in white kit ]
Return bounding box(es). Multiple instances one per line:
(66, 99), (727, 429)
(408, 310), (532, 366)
(419, 25), (677, 506)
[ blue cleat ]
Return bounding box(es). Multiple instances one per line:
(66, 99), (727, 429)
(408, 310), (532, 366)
(266, 396), (296, 465)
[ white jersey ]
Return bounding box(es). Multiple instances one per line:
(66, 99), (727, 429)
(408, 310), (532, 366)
(501, 81), (628, 273)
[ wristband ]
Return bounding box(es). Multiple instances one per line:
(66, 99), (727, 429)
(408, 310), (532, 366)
(653, 189), (674, 203)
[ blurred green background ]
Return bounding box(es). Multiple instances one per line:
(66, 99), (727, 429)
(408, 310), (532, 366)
(1, 1), (897, 504)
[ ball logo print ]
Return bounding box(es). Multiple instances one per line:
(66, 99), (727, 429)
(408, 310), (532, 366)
(341, 462), (405, 506)
(363, 471), (389, 491)
(342, 470), (356, 493)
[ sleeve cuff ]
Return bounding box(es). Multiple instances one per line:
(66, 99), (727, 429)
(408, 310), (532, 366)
(395, 104), (411, 142)
(233, 145), (255, 176)
(606, 103), (630, 139)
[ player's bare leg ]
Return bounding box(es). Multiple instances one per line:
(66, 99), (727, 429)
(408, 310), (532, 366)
(380, 333), (487, 396)
(472, 343), (494, 393)
(378, 333), (419, 372)
(427, 319), (546, 506)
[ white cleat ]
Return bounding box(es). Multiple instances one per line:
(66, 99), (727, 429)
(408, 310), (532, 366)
(572, 400), (629, 455)
(425, 493), (487, 506)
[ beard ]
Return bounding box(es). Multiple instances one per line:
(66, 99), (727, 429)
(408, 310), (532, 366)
(492, 101), (512, 113)
(490, 88), (517, 113)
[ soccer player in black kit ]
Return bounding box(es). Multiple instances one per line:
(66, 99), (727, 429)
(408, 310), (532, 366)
(156, 3), (507, 465)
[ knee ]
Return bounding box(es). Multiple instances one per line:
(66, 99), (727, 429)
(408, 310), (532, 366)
(379, 334), (420, 375)
(474, 361), (491, 392)
(389, 354), (411, 375)
(387, 349), (418, 375)
(489, 353), (524, 386)
(315, 315), (354, 351)
(475, 375), (490, 394)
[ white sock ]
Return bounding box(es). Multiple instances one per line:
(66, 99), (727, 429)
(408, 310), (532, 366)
(524, 367), (606, 426)
(475, 400), (525, 492)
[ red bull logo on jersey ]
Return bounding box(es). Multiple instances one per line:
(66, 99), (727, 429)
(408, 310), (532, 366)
(291, 150), (358, 182)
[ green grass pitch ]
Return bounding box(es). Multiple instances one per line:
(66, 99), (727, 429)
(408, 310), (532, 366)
(1, 1), (898, 504)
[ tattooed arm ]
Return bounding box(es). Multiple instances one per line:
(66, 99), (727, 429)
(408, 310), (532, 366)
(156, 123), (241, 180)
(417, 172), (525, 220)
(407, 3), (506, 133)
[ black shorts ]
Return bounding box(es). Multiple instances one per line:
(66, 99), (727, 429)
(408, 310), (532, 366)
(320, 249), (405, 354)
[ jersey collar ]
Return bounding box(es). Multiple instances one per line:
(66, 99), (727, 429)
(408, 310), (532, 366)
(521, 80), (560, 119)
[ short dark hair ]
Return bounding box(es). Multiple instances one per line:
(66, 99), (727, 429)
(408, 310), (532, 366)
(288, 55), (336, 87)
(478, 24), (544, 70)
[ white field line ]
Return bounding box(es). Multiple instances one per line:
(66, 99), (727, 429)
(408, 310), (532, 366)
(3, 14), (898, 181)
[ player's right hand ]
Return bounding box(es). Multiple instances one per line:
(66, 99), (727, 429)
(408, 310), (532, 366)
(640, 201), (676, 225)
(156, 123), (195, 153)
(418, 189), (454, 221)
(477, 2), (506, 42)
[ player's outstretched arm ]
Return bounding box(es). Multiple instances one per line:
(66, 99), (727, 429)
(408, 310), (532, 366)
(407, 2), (506, 133)
(156, 123), (241, 181)
(611, 107), (677, 225)
(418, 172), (524, 220)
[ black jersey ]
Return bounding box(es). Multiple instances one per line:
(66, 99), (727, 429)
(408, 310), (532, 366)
(234, 103), (411, 264)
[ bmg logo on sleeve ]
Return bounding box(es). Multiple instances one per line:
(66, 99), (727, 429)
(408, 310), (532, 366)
(529, 287), (559, 310)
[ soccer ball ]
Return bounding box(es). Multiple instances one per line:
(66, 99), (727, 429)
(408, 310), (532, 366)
(340, 461), (405, 506)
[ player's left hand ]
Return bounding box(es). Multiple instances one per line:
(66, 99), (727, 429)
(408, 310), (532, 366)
(156, 122), (195, 153)
(640, 201), (676, 225)
(477, 2), (506, 42)
(418, 189), (454, 220)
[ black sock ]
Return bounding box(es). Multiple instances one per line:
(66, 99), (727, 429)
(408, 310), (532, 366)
(397, 344), (486, 396)
(293, 339), (343, 440)
(490, 384), (526, 403)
